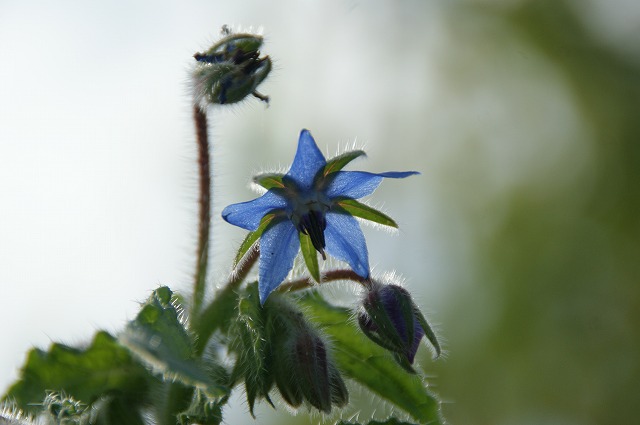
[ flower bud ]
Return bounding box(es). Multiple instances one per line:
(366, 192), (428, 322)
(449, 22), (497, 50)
(268, 297), (348, 413)
(358, 284), (440, 372)
(193, 28), (271, 106)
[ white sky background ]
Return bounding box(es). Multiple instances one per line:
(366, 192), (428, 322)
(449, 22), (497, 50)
(0, 1), (450, 421)
(2, 0), (636, 423)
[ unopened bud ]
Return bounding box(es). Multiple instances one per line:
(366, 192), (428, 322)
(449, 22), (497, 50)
(269, 297), (348, 413)
(359, 284), (440, 372)
(193, 28), (271, 106)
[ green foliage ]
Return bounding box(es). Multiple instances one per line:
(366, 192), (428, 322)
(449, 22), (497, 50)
(119, 287), (227, 397)
(3, 331), (150, 419)
(298, 292), (443, 424)
(2, 24), (447, 425)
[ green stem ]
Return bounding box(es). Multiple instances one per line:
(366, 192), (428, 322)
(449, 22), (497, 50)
(193, 248), (259, 355)
(192, 105), (210, 317)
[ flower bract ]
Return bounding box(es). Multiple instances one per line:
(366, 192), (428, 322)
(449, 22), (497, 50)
(222, 129), (418, 303)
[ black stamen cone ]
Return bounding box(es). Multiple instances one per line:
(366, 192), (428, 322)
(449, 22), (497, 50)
(299, 210), (327, 260)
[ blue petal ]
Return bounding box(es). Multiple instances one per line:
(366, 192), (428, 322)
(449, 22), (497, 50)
(324, 212), (370, 278)
(258, 219), (300, 304)
(324, 170), (419, 199)
(285, 129), (327, 191)
(221, 191), (287, 231)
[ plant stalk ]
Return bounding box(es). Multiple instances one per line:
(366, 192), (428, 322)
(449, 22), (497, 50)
(192, 104), (210, 317)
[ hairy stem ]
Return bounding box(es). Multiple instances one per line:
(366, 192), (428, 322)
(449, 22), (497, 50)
(194, 248), (259, 355)
(193, 105), (210, 317)
(277, 269), (373, 293)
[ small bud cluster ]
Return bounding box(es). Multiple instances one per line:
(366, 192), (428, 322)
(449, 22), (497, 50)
(193, 27), (271, 106)
(231, 283), (347, 416)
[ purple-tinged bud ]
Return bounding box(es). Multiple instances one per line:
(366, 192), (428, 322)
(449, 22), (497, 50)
(359, 284), (440, 372)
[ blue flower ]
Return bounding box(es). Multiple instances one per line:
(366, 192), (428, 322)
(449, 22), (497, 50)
(222, 129), (418, 303)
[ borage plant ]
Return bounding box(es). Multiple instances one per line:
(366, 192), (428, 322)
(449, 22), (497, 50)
(2, 27), (443, 425)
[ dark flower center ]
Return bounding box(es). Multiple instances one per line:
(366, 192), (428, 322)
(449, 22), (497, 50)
(297, 208), (327, 260)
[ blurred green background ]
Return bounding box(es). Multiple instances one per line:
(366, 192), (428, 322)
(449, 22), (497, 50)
(1, 0), (638, 424)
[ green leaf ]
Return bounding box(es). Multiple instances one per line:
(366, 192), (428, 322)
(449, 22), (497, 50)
(323, 150), (367, 176)
(299, 232), (320, 282)
(297, 293), (443, 425)
(193, 285), (239, 355)
(233, 213), (276, 268)
(119, 287), (227, 397)
(3, 331), (150, 416)
(252, 173), (285, 190)
(336, 199), (398, 228)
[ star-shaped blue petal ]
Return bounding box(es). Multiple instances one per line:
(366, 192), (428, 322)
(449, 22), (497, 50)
(222, 129), (418, 304)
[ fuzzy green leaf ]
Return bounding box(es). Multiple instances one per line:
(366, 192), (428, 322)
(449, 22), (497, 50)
(119, 287), (227, 397)
(323, 150), (367, 176)
(298, 293), (443, 425)
(299, 232), (320, 282)
(233, 213), (276, 268)
(252, 173), (285, 190)
(336, 199), (398, 228)
(3, 331), (150, 416)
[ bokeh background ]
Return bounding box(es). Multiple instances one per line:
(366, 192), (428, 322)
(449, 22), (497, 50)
(1, 0), (639, 424)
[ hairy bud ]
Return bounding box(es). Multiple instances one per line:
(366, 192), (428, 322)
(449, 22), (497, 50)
(268, 297), (348, 413)
(358, 284), (440, 372)
(193, 27), (271, 106)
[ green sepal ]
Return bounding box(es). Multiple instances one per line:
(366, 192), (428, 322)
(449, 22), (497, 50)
(298, 292), (443, 424)
(336, 199), (398, 228)
(229, 282), (274, 417)
(323, 150), (367, 177)
(299, 231), (321, 282)
(233, 213), (276, 268)
(119, 287), (227, 397)
(2, 331), (150, 416)
(252, 173), (285, 190)
(414, 307), (442, 359)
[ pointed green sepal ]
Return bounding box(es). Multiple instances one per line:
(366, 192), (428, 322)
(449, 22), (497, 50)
(414, 307), (441, 359)
(253, 173), (286, 190)
(233, 213), (276, 268)
(323, 150), (367, 177)
(336, 199), (398, 228)
(299, 231), (321, 282)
